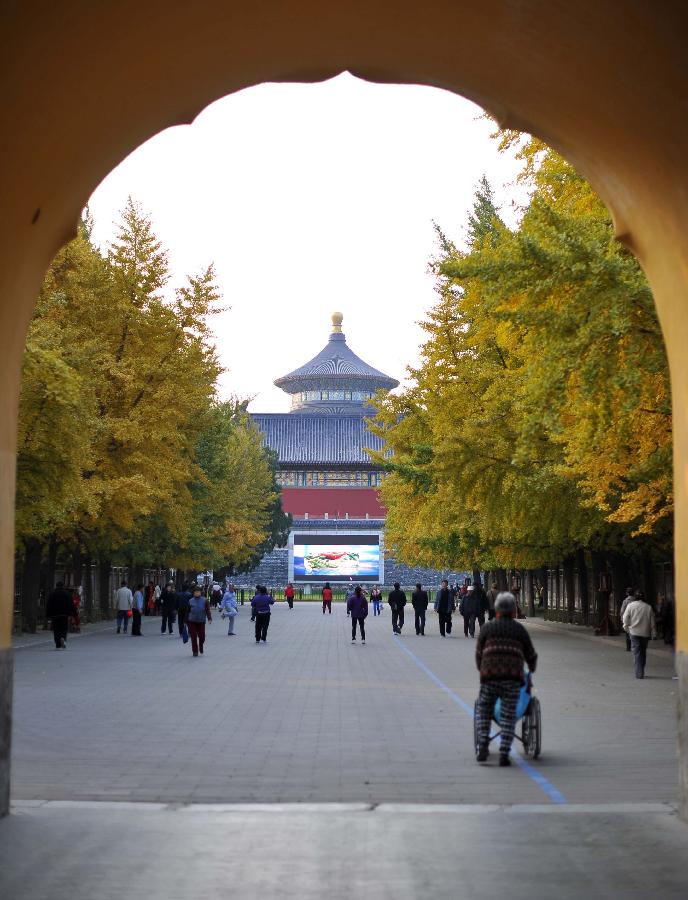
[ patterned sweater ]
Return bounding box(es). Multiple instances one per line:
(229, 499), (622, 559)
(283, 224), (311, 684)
(475, 618), (537, 684)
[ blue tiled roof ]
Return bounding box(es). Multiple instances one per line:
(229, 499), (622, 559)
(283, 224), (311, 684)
(252, 414), (385, 465)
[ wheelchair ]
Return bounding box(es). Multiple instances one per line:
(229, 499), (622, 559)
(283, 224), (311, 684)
(473, 673), (541, 759)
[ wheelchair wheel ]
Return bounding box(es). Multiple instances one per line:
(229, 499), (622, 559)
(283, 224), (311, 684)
(531, 696), (541, 759)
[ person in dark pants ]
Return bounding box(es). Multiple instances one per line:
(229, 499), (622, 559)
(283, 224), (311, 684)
(473, 581), (490, 630)
(176, 583), (191, 637)
(460, 585), (481, 637)
(285, 582), (295, 609)
(622, 591), (657, 678)
(412, 583), (429, 635)
(475, 592), (538, 766)
(486, 583), (499, 621)
(434, 579), (455, 636)
(186, 585), (212, 657)
(619, 588), (636, 651)
(160, 582), (177, 634)
(252, 585), (275, 642)
(347, 585), (368, 644)
(46, 581), (73, 649)
(131, 584), (144, 636)
(322, 582), (333, 614)
(388, 582), (407, 634)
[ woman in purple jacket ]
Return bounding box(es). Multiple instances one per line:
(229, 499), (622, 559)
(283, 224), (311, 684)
(347, 585), (368, 645)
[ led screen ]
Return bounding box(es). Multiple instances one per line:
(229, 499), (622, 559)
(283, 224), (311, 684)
(292, 534), (380, 582)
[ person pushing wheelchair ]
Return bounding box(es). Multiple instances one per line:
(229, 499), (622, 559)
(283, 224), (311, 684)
(475, 592), (538, 767)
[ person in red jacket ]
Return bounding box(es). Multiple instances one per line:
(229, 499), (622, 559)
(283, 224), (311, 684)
(285, 582), (295, 610)
(322, 582), (333, 615)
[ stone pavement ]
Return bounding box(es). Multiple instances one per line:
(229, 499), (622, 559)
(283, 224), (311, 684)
(10, 603), (678, 805)
(2, 603), (686, 898)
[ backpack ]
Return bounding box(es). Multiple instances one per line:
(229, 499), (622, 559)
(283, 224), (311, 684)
(187, 595), (207, 623)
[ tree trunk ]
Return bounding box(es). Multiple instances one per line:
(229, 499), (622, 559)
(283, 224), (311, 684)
(495, 568), (508, 591)
(21, 538), (43, 633)
(526, 569), (536, 617)
(472, 568), (482, 588)
(590, 550), (605, 626)
(608, 552), (632, 619)
(72, 547), (84, 592)
(576, 548), (590, 625)
(641, 552), (657, 607)
(98, 558), (112, 617)
(82, 554), (94, 617)
(563, 553), (576, 624)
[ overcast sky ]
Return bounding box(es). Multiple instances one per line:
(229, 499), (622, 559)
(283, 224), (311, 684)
(88, 73), (526, 412)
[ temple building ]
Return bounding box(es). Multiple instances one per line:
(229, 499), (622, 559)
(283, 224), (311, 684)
(239, 313), (466, 590)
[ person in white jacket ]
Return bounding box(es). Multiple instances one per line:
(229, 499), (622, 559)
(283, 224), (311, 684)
(622, 591), (657, 679)
(220, 585), (239, 635)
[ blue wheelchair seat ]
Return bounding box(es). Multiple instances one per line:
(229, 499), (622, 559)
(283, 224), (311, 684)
(494, 682), (531, 725)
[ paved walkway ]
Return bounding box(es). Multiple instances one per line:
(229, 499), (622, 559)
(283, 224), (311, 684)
(10, 603), (678, 805)
(3, 604), (686, 897)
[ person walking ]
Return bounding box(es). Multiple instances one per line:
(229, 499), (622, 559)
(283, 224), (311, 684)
(210, 582), (223, 608)
(160, 582), (177, 635)
(176, 583), (191, 638)
(252, 585), (275, 643)
(370, 586), (382, 616)
(285, 582), (295, 610)
(434, 579), (455, 636)
(619, 587), (636, 651)
(486, 582), (499, 621)
(46, 581), (73, 649)
(144, 581), (155, 617)
(460, 585), (480, 637)
(347, 585), (368, 644)
(623, 590), (657, 679)
(115, 581), (133, 634)
(322, 582), (333, 615)
(220, 584), (239, 635)
(473, 580), (490, 630)
(475, 592), (538, 766)
(412, 583), (429, 635)
(388, 582), (407, 634)
(131, 584), (144, 636)
(186, 585), (212, 657)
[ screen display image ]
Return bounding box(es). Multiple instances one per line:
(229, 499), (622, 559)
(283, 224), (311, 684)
(292, 535), (380, 582)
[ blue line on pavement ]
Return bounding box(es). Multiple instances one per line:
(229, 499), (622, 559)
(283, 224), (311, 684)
(392, 635), (568, 805)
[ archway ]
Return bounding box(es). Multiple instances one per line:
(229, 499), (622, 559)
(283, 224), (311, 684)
(1, 1), (687, 819)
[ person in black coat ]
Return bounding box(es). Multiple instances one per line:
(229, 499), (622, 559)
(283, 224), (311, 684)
(46, 581), (74, 649)
(160, 582), (178, 634)
(388, 582), (407, 634)
(411, 583), (429, 636)
(459, 585), (481, 638)
(472, 581), (490, 630)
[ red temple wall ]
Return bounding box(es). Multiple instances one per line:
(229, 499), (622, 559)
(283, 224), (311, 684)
(280, 487), (386, 519)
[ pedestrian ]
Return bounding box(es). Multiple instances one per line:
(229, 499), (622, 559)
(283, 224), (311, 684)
(46, 581), (73, 649)
(370, 585), (382, 616)
(622, 590), (657, 679)
(412, 583), (429, 635)
(619, 587), (636, 651)
(322, 582), (333, 615)
(176, 581), (193, 637)
(475, 592), (538, 766)
(220, 584), (239, 635)
(160, 582), (178, 635)
(473, 580), (490, 630)
(486, 582), (499, 621)
(434, 579), (455, 636)
(460, 584), (480, 637)
(131, 584), (144, 636)
(285, 582), (295, 610)
(186, 585), (212, 657)
(210, 582), (223, 608)
(388, 582), (407, 634)
(115, 580), (133, 634)
(144, 581), (155, 616)
(347, 584), (368, 644)
(153, 582), (161, 614)
(251, 584), (260, 622)
(252, 584), (275, 643)
(69, 586), (81, 633)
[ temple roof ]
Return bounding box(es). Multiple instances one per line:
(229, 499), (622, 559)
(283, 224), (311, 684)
(273, 313), (399, 414)
(252, 413), (385, 465)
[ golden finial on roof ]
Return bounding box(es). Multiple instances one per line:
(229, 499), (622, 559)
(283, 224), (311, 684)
(331, 311), (343, 333)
